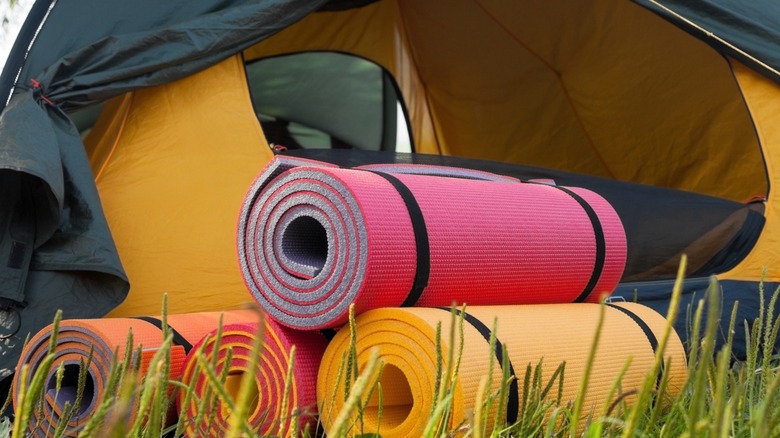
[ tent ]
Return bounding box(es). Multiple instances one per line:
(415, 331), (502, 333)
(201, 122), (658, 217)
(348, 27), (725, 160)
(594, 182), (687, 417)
(2, 0), (780, 380)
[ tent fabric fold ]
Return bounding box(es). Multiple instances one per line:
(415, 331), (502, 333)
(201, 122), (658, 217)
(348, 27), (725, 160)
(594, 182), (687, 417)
(0, 0), (329, 378)
(316, 304), (688, 437)
(0, 92), (130, 378)
(13, 310), (256, 437)
(1, 0), (330, 113)
(177, 320), (327, 436)
(238, 156), (627, 329)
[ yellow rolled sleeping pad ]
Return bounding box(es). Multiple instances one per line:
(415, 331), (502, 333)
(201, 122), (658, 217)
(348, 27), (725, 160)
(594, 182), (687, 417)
(317, 303), (687, 437)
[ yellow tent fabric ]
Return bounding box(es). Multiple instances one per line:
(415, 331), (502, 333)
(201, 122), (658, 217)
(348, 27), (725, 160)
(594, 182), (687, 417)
(246, 0), (765, 203)
(84, 55), (270, 317)
(78, 0), (780, 320)
(317, 303), (687, 437)
(723, 60), (780, 281)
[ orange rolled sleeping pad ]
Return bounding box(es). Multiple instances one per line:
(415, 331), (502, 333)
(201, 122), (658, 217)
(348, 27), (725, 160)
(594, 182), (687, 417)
(13, 309), (257, 437)
(317, 303), (687, 437)
(177, 319), (328, 436)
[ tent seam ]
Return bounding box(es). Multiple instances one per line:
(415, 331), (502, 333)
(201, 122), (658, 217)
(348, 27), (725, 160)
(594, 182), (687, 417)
(646, 0), (780, 79)
(724, 57), (769, 202)
(471, 0), (616, 179)
(4, 0), (58, 110)
(396, 1), (443, 155)
(95, 92), (134, 182)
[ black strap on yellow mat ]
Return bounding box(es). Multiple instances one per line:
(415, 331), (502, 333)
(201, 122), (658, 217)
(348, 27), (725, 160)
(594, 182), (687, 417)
(134, 316), (194, 354)
(440, 307), (519, 424)
(605, 304), (663, 387)
(368, 171), (430, 307)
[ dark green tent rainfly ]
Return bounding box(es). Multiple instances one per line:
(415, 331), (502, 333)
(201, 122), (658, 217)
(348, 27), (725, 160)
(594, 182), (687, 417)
(2, 0), (780, 387)
(0, 0), (328, 379)
(636, 0), (780, 81)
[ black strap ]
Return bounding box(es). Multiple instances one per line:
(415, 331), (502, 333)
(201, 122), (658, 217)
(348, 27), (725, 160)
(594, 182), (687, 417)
(606, 304), (663, 388)
(367, 171), (430, 307)
(549, 186), (606, 302)
(320, 328), (337, 341)
(0, 174), (36, 304)
(440, 307), (519, 425)
(134, 316), (194, 354)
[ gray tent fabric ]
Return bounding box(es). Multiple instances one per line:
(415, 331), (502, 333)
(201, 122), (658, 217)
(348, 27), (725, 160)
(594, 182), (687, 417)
(1, 0), (327, 111)
(0, 0), (327, 376)
(11, 0), (328, 112)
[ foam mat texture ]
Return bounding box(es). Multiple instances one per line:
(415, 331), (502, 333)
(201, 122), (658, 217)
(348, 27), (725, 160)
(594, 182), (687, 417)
(177, 319), (327, 436)
(13, 310), (256, 437)
(317, 303), (687, 437)
(238, 156), (627, 329)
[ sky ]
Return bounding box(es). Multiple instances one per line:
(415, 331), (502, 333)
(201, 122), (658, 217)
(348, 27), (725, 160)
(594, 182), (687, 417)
(1, 0), (34, 72)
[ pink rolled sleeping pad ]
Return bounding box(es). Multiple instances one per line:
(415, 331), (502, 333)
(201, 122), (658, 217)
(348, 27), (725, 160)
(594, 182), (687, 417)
(237, 156), (627, 330)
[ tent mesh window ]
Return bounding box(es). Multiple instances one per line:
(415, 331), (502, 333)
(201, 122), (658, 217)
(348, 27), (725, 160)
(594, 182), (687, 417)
(245, 52), (412, 153)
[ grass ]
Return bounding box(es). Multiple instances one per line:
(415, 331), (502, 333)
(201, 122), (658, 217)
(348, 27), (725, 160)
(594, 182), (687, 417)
(5, 258), (780, 437)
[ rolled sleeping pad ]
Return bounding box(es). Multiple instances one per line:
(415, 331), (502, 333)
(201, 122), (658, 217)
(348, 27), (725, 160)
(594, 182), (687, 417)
(177, 320), (328, 436)
(238, 156), (627, 330)
(316, 303), (687, 437)
(13, 309), (257, 437)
